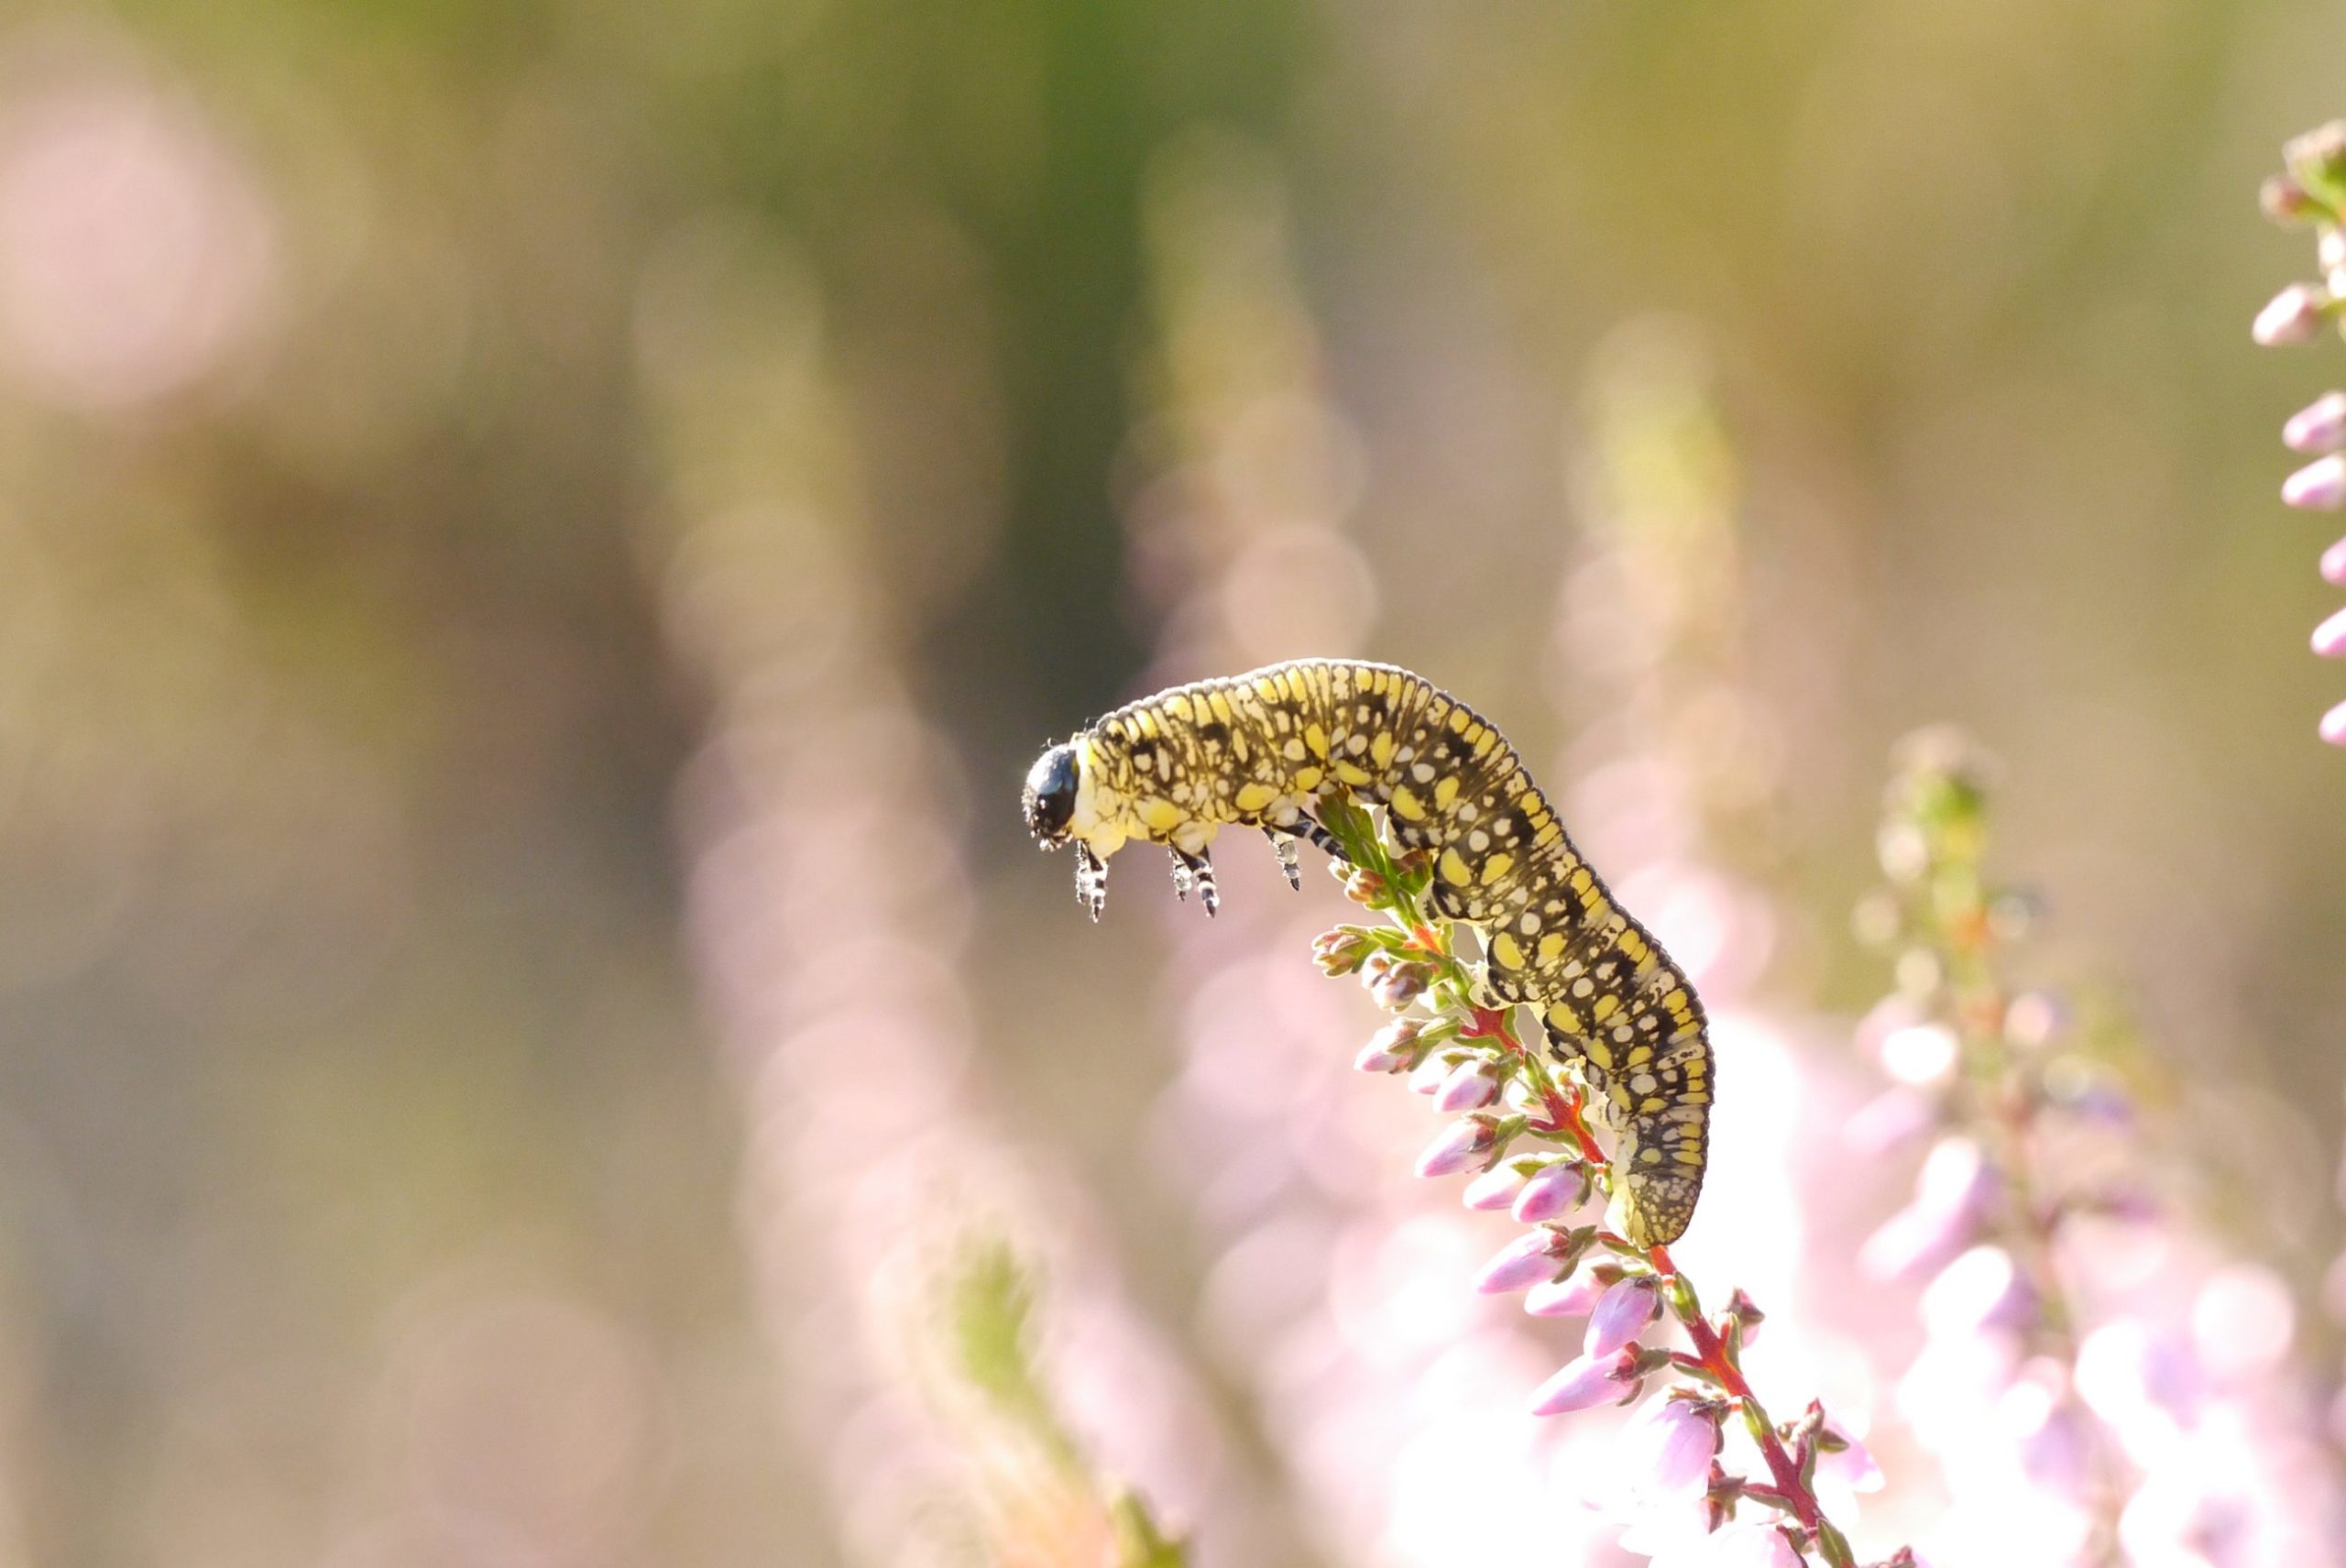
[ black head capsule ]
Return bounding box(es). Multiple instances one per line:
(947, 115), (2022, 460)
(1023, 743), (1080, 844)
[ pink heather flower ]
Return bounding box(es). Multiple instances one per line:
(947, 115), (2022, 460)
(1843, 1084), (1935, 1155)
(1353, 1040), (1407, 1074)
(2323, 699), (2346, 748)
(2321, 533), (2346, 585)
(2314, 604), (2346, 656)
(1529, 1347), (1634, 1416)
(1511, 1160), (1584, 1223)
(1461, 1162), (1529, 1212)
(1626, 1395), (1720, 1499)
(1474, 1229), (1565, 1294)
(1407, 1053), (1450, 1094)
(2283, 453), (2346, 509)
(1585, 1277), (1661, 1356)
(1920, 1245), (2034, 1339)
(1434, 1058), (1500, 1112)
(1860, 1135), (1995, 1281)
(1525, 1270), (1609, 1318)
(1414, 1117), (1494, 1178)
(1820, 1426), (1885, 1494)
(2253, 282), (2329, 345)
(2286, 390), (2346, 452)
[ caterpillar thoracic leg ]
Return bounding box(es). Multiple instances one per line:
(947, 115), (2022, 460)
(1170, 848), (1219, 916)
(1262, 828), (1303, 890)
(1019, 658), (1713, 1246)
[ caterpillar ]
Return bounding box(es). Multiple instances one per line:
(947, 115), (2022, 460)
(1021, 658), (1712, 1245)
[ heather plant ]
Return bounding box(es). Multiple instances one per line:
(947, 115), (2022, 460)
(1312, 793), (1898, 1568)
(920, 1239), (1189, 1568)
(2256, 121), (2346, 744)
(1848, 730), (2340, 1565)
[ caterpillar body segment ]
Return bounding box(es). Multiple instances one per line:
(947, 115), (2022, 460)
(1021, 659), (1712, 1245)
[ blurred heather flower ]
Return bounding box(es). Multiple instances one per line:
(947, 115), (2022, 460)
(1854, 729), (2346, 1564)
(2284, 454), (2346, 510)
(2253, 282), (2329, 345)
(2285, 391), (2346, 452)
(2256, 126), (2346, 743)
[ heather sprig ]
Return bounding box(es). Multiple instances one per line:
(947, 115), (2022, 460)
(2254, 121), (2346, 744)
(1314, 794), (1890, 1568)
(928, 1238), (1189, 1568)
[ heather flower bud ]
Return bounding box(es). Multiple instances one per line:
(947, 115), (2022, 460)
(2263, 173), (2322, 225)
(1585, 1277), (1662, 1356)
(1474, 1228), (1570, 1294)
(1529, 1346), (1637, 1417)
(2314, 604), (2346, 657)
(1526, 1269), (1610, 1318)
(2253, 282), (2330, 345)
(2321, 532), (2346, 586)
(1462, 1162), (1530, 1212)
(1312, 928), (1372, 976)
(1408, 1052), (1451, 1094)
(1629, 1395), (1723, 1499)
(1434, 1058), (1500, 1112)
(2323, 699), (2346, 748)
(1414, 1115), (1500, 1178)
(2286, 121), (2346, 198)
(2286, 391), (2346, 454)
(1368, 959), (1434, 1010)
(1354, 1018), (1424, 1074)
(1511, 1160), (1587, 1223)
(2283, 453), (2346, 509)
(1343, 865), (1389, 905)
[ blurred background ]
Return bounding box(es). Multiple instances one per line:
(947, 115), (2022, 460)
(2, 0), (2345, 1564)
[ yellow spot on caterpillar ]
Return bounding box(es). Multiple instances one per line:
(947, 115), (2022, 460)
(1303, 724), (1329, 758)
(1439, 848), (1472, 885)
(1674, 1150), (1703, 1166)
(1234, 782), (1276, 812)
(1478, 852), (1514, 886)
(1586, 1039), (1615, 1069)
(1640, 1097), (1666, 1113)
(1591, 995), (1620, 1022)
(1537, 933), (1565, 963)
(1491, 932), (1526, 969)
(1292, 765), (1323, 791)
(1333, 760), (1372, 786)
(1255, 677), (1283, 701)
(1640, 1148), (1662, 1165)
(1449, 710), (1473, 733)
(1139, 798), (1182, 831)
(1371, 732), (1397, 769)
(1618, 930), (1649, 960)
(1390, 785), (1426, 821)
(1434, 775), (1460, 809)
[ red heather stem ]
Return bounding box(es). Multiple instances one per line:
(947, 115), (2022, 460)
(1466, 995), (1856, 1568)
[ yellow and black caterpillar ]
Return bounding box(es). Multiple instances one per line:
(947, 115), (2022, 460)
(1022, 658), (1713, 1245)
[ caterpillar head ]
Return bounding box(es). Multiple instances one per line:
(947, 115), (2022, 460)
(1024, 739), (1117, 919)
(1023, 742), (1081, 844)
